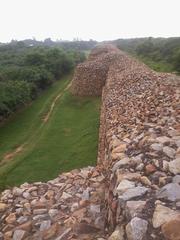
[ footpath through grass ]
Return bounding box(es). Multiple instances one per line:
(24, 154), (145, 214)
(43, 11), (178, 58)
(0, 75), (100, 190)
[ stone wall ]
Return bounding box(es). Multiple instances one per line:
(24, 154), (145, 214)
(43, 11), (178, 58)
(88, 44), (118, 61)
(97, 47), (180, 239)
(70, 44), (120, 96)
(0, 45), (179, 240)
(72, 45), (180, 238)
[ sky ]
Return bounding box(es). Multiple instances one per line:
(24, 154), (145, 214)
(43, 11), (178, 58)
(0, 0), (179, 42)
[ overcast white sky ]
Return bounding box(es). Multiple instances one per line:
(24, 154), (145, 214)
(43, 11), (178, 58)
(0, 0), (179, 42)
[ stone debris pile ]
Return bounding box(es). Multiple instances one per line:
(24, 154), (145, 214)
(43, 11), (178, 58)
(0, 44), (180, 240)
(0, 167), (107, 240)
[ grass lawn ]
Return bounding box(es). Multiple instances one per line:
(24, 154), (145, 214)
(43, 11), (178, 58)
(0, 74), (100, 190)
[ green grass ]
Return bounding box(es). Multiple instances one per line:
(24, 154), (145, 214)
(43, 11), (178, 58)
(0, 75), (100, 190)
(139, 57), (173, 72)
(0, 77), (69, 158)
(130, 54), (174, 73)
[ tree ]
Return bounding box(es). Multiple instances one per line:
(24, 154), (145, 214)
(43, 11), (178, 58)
(25, 52), (46, 66)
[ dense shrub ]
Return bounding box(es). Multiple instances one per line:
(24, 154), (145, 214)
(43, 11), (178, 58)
(114, 37), (180, 73)
(0, 80), (32, 120)
(0, 44), (85, 120)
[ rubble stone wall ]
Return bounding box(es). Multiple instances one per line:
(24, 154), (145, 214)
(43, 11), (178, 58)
(0, 45), (179, 240)
(98, 47), (180, 239)
(71, 45), (120, 96)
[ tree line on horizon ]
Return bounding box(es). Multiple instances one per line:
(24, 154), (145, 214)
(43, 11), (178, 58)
(0, 39), (97, 51)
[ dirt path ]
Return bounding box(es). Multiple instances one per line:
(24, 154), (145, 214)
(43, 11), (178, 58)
(43, 81), (72, 123)
(0, 144), (27, 167)
(1, 81), (72, 165)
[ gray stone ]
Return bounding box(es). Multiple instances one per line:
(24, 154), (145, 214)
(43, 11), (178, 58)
(80, 167), (92, 178)
(13, 187), (24, 196)
(119, 187), (148, 201)
(33, 214), (49, 221)
(20, 182), (29, 188)
(40, 220), (51, 231)
(90, 204), (101, 216)
(81, 189), (90, 200)
(126, 201), (146, 218)
(156, 136), (171, 144)
(175, 140), (180, 148)
(132, 154), (143, 164)
(70, 203), (79, 212)
(1, 189), (12, 200)
(48, 209), (59, 218)
(33, 208), (47, 215)
(163, 146), (176, 158)
(17, 216), (28, 224)
(163, 160), (169, 172)
(117, 180), (135, 194)
(151, 143), (163, 151)
(126, 217), (148, 240)
(172, 135), (180, 141)
(169, 158), (180, 174)
(27, 186), (38, 192)
(95, 216), (104, 230)
(168, 130), (179, 137)
(173, 175), (180, 184)
(176, 201), (180, 208)
(136, 163), (144, 171)
(22, 191), (31, 199)
(48, 178), (61, 184)
(112, 158), (131, 172)
(0, 232), (3, 240)
(16, 208), (23, 215)
(13, 230), (26, 240)
(60, 205), (68, 210)
(157, 183), (180, 202)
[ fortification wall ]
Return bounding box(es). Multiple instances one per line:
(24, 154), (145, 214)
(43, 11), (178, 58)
(72, 44), (180, 239)
(88, 44), (118, 61)
(0, 45), (179, 240)
(71, 44), (120, 96)
(97, 47), (180, 239)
